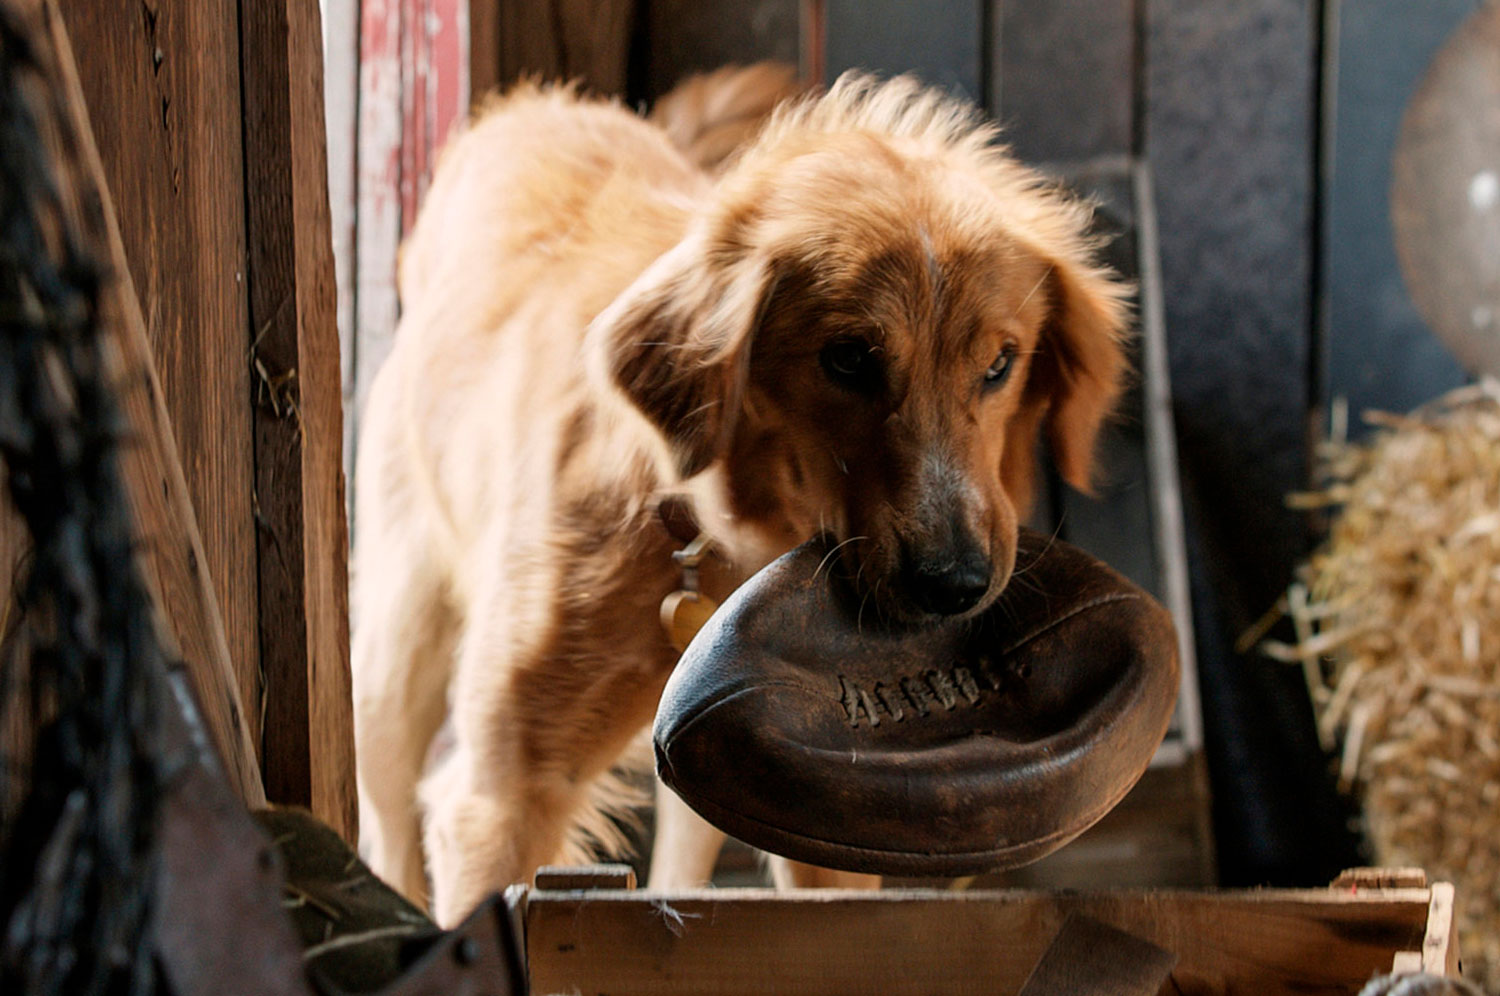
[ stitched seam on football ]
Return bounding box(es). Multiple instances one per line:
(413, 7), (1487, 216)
(656, 679), (817, 748)
(996, 591), (1143, 657)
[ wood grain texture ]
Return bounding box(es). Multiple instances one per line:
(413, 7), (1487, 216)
(534, 864), (638, 891)
(496, 0), (636, 95)
(471, 0), (501, 100)
(1423, 882), (1459, 978)
(33, 0), (265, 806)
(240, 0), (357, 840)
(0, 494), (33, 816)
(56, 0), (263, 762)
(1016, 914), (1177, 996)
(526, 885), (1441, 995)
(353, 0), (403, 477)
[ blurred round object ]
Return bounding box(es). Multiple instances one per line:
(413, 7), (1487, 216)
(1391, 2), (1500, 378)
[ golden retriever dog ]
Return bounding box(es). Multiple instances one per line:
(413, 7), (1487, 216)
(352, 64), (1130, 924)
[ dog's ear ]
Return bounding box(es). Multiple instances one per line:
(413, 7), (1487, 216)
(588, 231), (772, 479)
(1008, 257), (1130, 501)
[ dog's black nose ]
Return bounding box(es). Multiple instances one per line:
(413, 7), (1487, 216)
(908, 555), (991, 616)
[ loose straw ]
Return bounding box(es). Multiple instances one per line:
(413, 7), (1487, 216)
(1269, 379), (1500, 989)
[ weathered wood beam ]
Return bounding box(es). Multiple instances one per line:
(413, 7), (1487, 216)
(33, 0), (266, 807)
(56, 0), (265, 765)
(240, 0), (357, 841)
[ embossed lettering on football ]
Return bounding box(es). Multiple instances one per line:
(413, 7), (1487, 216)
(653, 528), (1180, 877)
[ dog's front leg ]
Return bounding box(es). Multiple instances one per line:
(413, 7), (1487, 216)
(648, 776), (727, 889)
(419, 598), (673, 923)
(419, 738), (579, 925)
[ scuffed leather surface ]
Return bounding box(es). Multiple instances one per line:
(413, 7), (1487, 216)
(654, 528), (1180, 876)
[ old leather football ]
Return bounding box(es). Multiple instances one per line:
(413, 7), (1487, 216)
(653, 528), (1181, 877)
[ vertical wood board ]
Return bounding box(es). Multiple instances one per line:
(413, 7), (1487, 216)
(495, 0), (635, 96)
(57, 0), (263, 762)
(1143, 0), (1369, 888)
(399, 0), (468, 231)
(997, 0), (1135, 164)
(470, 0), (500, 101)
(33, 0), (266, 806)
(350, 0), (470, 538)
(1142, 0), (1316, 610)
(823, 0), (981, 99)
(240, 0), (357, 839)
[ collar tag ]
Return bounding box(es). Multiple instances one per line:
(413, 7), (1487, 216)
(661, 532), (718, 652)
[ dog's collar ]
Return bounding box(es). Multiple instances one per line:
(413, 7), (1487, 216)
(654, 496), (720, 652)
(654, 495), (715, 592)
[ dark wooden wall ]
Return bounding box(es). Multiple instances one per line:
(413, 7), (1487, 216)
(52, 0), (356, 840)
(60, 0), (261, 742)
(1140, 0), (1364, 884)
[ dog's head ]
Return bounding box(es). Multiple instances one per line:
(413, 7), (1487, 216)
(591, 75), (1129, 625)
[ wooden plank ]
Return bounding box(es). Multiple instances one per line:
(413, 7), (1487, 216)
(534, 864), (638, 891)
(1055, 164), (1158, 599)
(1422, 881), (1459, 978)
(1016, 914), (1177, 996)
(469, 0), (501, 101)
(399, 0), (468, 231)
(240, 0), (357, 839)
(1143, 0), (1368, 888)
(496, 0), (635, 95)
(1132, 160), (1203, 757)
(1334, 868), (1429, 891)
(526, 886), (1435, 995)
(0, 494), (34, 817)
(822, 0), (981, 100)
(1051, 160), (1204, 768)
(350, 0), (469, 539)
(996, 0), (1135, 164)
(32, 0), (265, 806)
(57, 0), (263, 766)
(1143, 0), (1318, 605)
(799, 0), (823, 85)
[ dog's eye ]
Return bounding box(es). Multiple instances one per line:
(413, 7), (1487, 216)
(983, 346), (1017, 388)
(820, 339), (880, 392)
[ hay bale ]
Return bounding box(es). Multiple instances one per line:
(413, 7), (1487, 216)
(1265, 379), (1500, 988)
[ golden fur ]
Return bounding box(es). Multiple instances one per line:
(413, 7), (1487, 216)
(352, 66), (1130, 923)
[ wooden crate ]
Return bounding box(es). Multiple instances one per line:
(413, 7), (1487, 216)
(516, 866), (1458, 996)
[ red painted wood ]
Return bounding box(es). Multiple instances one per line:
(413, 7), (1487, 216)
(350, 0), (468, 522)
(399, 0), (467, 231)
